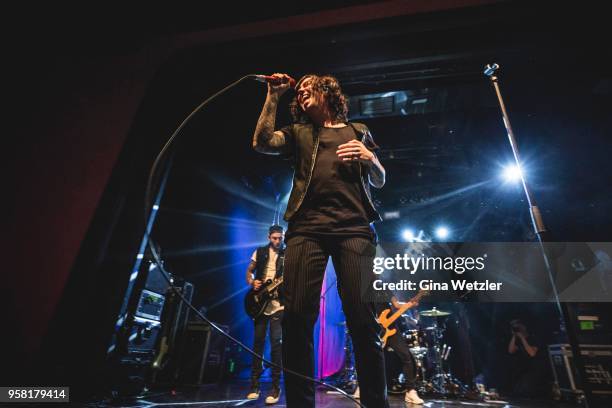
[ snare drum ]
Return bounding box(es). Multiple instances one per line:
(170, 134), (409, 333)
(403, 328), (421, 347)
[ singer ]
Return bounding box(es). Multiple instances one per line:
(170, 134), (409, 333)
(252, 73), (388, 407)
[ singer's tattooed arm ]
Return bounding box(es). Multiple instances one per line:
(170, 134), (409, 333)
(252, 93), (286, 155)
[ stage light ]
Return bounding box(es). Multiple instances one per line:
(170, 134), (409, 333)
(435, 226), (450, 240)
(401, 229), (415, 242)
(502, 164), (522, 183)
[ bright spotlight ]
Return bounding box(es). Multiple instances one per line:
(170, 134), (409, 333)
(435, 226), (450, 240)
(502, 164), (522, 183)
(402, 229), (415, 242)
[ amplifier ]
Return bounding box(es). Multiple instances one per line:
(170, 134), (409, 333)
(548, 344), (612, 401)
(176, 321), (229, 385)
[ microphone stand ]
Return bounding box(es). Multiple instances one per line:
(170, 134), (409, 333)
(484, 63), (593, 407)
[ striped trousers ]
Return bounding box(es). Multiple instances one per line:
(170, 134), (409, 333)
(281, 234), (389, 408)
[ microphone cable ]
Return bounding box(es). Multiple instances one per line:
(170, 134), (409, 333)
(142, 74), (366, 407)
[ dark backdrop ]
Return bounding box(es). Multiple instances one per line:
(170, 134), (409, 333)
(5, 1), (611, 396)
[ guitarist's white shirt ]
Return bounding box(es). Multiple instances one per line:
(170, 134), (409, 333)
(251, 248), (284, 315)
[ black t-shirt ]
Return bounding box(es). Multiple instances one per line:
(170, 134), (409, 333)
(287, 125), (372, 239)
(511, 333), (545, 371)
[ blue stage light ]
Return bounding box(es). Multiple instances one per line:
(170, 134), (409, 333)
(502, 164), (522, 183)
(401, 229), (415, 242)
(435, 226), (450, 240)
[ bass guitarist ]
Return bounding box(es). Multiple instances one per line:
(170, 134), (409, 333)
(356, 294), (425, 404)
(245, 224), (285, 404)
(384, 295), (424, 404)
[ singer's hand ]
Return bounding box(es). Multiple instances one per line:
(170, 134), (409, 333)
(268, 73), (292, 96)
(336, 139), (375, 164)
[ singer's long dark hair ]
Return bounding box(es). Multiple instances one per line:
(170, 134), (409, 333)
(289, 74), (349, 124)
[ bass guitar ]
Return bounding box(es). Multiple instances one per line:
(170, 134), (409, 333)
(377, 289), (429, 347)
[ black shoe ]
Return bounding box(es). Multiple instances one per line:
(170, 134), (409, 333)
(265, 385), (281, 404)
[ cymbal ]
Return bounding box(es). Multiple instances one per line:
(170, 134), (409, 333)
(420, 308), (451, 317)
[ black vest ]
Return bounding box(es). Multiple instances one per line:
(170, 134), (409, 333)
(254, 245), (284, 281)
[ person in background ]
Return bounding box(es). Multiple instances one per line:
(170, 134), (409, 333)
(245, 225), (285, 404)
(507, 318), (548, 397)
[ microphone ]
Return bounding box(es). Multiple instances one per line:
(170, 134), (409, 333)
(254, 75), (296, 88)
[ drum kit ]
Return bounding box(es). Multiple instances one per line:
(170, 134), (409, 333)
(407, 307), (466, 396)
(338, 306), (467, 397)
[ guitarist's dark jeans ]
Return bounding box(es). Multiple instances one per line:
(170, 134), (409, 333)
(386, 333), (417, 390)
(251, 310), (283, 388)
(281, 235), (389, 408)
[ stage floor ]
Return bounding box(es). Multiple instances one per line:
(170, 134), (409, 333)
(82, 381), (580, 408)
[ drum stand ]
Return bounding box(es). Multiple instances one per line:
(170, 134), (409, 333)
(405, 330), (428, 392)
(411, 349), (429, 393)
(426, 317), (468, 397)
(337, 324), (357, 390)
